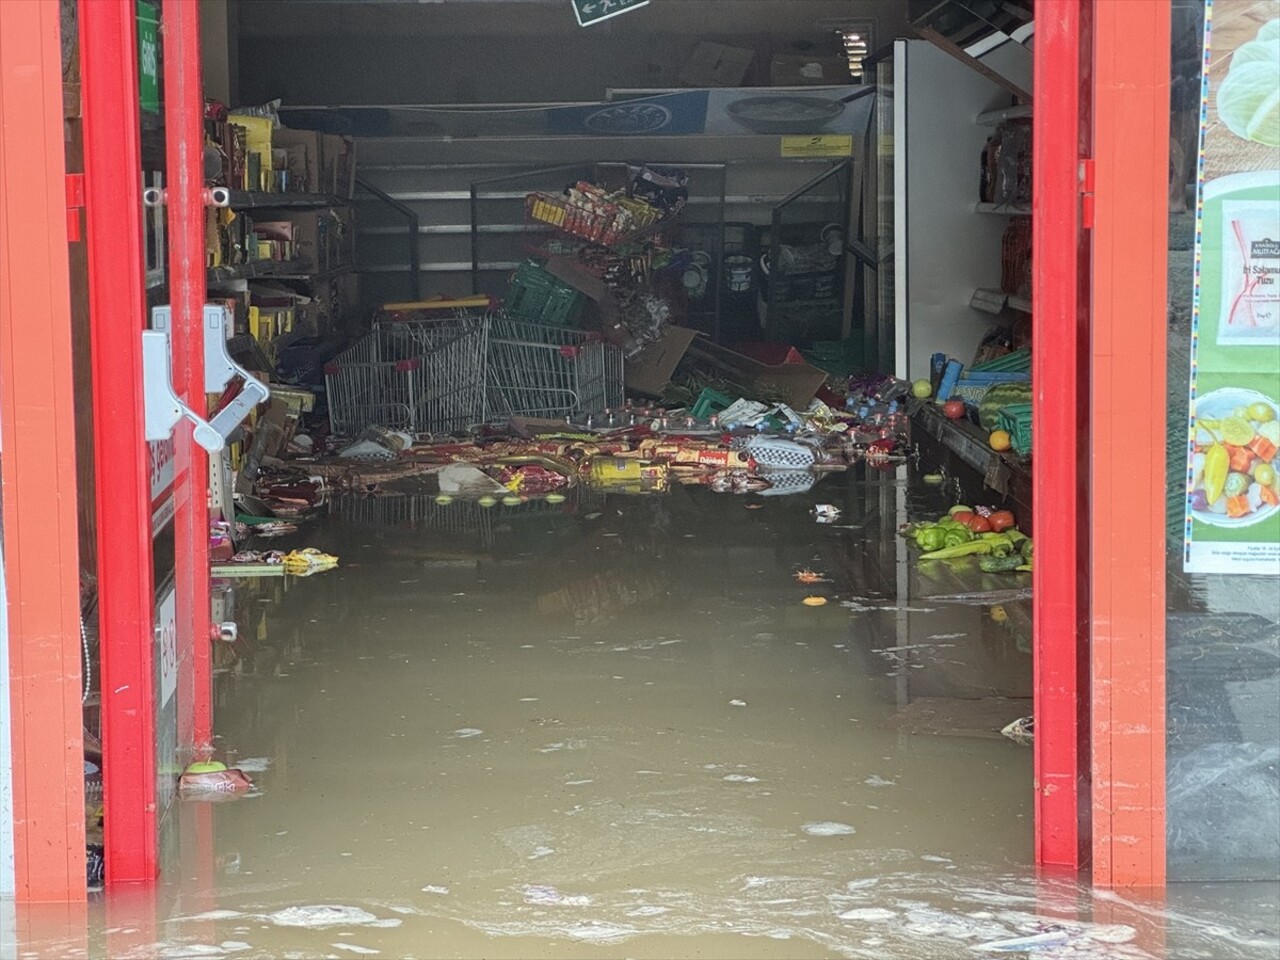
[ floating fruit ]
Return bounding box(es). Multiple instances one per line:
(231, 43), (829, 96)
(477, 495), (498, 508)
(989, 429), (1012, 452)
(545, 493), (566, 503)
(434, 495), (453, 505)
(802, 596), (829, 606)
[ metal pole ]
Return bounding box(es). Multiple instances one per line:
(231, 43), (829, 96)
(80, 0), (160, 885)
(163, 0), (214, 752)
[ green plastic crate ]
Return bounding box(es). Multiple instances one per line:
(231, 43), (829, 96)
(970, 347), (1031, 374)
(504, 261), (585, 327)
(996, 402), (1033, 453)
(690, 387), (734, 419)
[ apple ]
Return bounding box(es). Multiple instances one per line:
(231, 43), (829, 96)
(942, 399), (966, 420)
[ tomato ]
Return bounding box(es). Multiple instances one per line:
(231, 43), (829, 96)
(988, 510), (1016, 532)
(942, 399), (966, 420)
(967, 516), (993, 533)
(950, 511), (975, 525)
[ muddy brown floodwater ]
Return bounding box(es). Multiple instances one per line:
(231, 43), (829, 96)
(8, 468), (1278, 960)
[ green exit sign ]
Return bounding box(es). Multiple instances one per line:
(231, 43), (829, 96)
(571, 0), (649, 28)
(137, 0), (159, 113)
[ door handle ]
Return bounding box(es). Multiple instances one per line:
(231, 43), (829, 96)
(200, 304), (271, 441)
(146, 305), (271, 452)
(142, 323), (224, 451)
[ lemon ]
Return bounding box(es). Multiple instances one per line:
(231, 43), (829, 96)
(1221, 416), (1255, 446)
(185, 760), (227, 774)
(1247, 401), (1276, 423)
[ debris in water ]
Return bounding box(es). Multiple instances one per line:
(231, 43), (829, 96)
(801, 821), (857, 836)
(268, 906), (394, 929)
(793, 568), (831, 584)
(522, 884), (591, 906)
(729, 699), (747, 707)
(839, 907), (896, 921)
(453, 728), (484, 739)
(1001, 716), (1034, 745)
(802, 596), (828, 606)
(972, 930), (1071, 951)
(420, 885), (450, 895)
(723, 774), (761, 783)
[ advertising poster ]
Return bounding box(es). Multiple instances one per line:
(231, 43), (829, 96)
(1184, 0), (1280, 574)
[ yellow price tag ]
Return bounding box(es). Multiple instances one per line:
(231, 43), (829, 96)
(781, 135), (853, 158)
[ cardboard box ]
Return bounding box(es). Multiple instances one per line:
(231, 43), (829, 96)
(769, 54), (850, 86)
(625, 325), (698, 396)
(322, 134), (356, 199)
(679, 42), (755, 87)
(686, 339), (828, 410)
(272, 127), (323, 193)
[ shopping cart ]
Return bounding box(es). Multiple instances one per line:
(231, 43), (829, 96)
(325, 316), (488, 437)
(485, 313), (624, 420)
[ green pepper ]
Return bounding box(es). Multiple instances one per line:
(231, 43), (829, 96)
(1020, 538), (1034, 562)
(920, 540), (997, 560)
(943, 527), (974, 548)
(916, 526), (948, 552)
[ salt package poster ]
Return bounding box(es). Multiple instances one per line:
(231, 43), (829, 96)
(1184, 0), (1280, 574)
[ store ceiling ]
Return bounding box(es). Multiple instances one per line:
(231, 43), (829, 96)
(235, 0), (910, 40)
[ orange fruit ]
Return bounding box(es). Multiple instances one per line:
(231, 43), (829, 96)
(989, 429), (1013, 452)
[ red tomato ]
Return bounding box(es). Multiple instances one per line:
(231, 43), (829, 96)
(988, 510), (1016, 532)
(950, 511), (975, 525)
(942, 399), (966, 420)
(967, 516), (993, 533)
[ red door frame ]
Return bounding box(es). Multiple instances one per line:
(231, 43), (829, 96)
(82, 0), (217, 887)
(80, 0), (162, 885)
(1032, 0), (1089, 870)
(0, 0), (87, 903)
(1089, 0), (1169, 888)
(163, 0), (214, 753)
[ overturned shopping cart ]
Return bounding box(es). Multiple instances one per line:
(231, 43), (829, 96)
(325, 316), (488, 436)
(484, 313), (624, 420)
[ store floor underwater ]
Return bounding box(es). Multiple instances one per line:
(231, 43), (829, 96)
(11, 469), (1280, 960)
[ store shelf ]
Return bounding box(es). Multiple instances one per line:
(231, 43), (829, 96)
(207, 258), (312, 284)
(971, 287), (1032, 315)
(975, 104), (1033, 126)
(269, 264), (356, 283)
(975, 202), (1031, 216)
(911, 401), (1032, 521)
(226, 191), (346, 210)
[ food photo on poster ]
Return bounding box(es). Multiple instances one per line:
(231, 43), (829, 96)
(1182, 3), (1280, 575)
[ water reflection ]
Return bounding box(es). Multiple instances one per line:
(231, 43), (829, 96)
(6, 469), (1277, 959)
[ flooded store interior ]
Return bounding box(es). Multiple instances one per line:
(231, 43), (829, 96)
(2, 0), (1278, 958)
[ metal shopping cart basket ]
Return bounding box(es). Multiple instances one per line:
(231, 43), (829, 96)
(325, 315), (488, 437)
(485, 312), (624, 420)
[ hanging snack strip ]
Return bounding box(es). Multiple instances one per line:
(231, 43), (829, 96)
(527, 182), (662, 249)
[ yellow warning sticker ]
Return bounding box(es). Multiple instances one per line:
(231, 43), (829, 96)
(780, 135), (854, 158)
